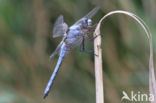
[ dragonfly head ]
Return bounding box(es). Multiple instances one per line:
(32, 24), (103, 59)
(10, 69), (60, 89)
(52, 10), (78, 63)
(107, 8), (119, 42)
(81, 18), (92, 29)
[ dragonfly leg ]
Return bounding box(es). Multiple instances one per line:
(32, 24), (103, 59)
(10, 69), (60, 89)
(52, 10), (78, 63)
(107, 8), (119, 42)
(86, 24), (100, 41)
(87, 23), (97, 32)
(87, 34), (100, 41)
(80, 37), (98, 56)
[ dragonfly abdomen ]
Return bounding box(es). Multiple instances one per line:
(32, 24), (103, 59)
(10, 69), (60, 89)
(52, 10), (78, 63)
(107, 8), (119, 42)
(43, 45), (67, 99)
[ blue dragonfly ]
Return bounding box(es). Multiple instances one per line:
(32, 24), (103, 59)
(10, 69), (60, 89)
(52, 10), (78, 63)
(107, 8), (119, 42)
(43, 7), (99, 99)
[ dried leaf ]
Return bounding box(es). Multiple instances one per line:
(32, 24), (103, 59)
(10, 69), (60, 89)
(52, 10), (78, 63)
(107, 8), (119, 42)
(94, 10), (156, 103)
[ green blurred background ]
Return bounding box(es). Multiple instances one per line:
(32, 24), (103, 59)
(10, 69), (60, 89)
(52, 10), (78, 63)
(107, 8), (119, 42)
(0, 0), (156, 103)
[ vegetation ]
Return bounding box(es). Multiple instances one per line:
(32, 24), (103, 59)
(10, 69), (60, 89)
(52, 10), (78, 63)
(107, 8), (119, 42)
(0, 0), (156, 103)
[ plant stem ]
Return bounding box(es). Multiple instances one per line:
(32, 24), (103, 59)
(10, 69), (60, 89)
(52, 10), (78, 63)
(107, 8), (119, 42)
(94, 33), (104, 103)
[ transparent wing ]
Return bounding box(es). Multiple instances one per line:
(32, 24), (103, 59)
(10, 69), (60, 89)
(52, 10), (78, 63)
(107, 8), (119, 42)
(53, 15), (68, 38)
(49, 41), (63, 60)
(74, 7), (100, 25)
(84, 6), (100, 19)
(54, 15), (64, 26)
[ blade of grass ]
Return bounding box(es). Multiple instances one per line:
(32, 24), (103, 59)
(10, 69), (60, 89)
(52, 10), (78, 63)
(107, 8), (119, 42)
(94, 10), (156, 103)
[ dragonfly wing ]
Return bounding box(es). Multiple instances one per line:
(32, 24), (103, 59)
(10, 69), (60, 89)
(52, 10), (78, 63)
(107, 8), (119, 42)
(84, 6), (100, 19)
(54, 15), (64, 26)
(74, 7), (99, 25)
(49, 41), (63, 60)
(53, 15), (68, 38)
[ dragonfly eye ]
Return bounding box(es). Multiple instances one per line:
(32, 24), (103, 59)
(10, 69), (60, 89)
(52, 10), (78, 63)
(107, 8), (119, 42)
(87, 19), (92, 26)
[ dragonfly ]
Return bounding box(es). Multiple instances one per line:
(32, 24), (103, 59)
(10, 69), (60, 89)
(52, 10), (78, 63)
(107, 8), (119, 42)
(43, 7), (99, 99)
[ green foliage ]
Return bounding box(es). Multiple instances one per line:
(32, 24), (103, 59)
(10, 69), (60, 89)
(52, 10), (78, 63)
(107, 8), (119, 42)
(0, 0), (156, 103)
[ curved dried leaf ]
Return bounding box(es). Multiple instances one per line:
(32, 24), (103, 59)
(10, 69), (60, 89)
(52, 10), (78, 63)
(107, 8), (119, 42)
(94, 10), (156, 103)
